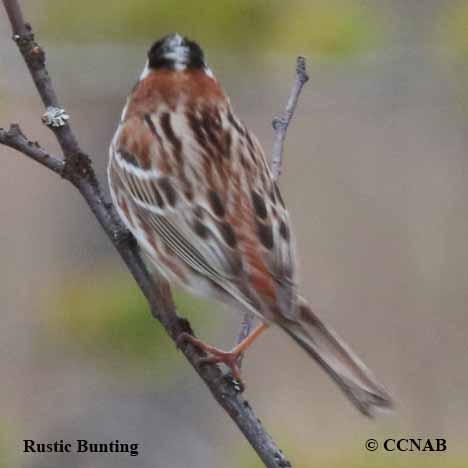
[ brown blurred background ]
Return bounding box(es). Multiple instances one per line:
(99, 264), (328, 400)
(1, 1), (468, 467)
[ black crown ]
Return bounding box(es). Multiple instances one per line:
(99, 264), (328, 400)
(148, 34), (205, 70)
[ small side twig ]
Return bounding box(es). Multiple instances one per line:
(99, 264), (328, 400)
(271, 56), (309, 180)
(236, 56), (309, 356)
(0, 124), (64, 174)
(235, 311), (256, 367)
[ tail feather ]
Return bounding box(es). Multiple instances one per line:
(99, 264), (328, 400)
(279, 299), (393, 417)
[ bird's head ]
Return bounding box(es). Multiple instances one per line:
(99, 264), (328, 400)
(147, 33), (206, 71)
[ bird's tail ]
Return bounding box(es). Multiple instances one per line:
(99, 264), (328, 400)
(278, 298), (393, 416)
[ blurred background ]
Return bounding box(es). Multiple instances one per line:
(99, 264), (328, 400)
(1, 0), (468, 466)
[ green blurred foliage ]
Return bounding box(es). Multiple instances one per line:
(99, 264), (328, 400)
(437, 1), (468, 117)
(0, 427), (14, 468)
(37, 0), (381, 58)
(278, 1), (379, 57)
(440, 1), (468, 61)
(47, 268), (219, 380)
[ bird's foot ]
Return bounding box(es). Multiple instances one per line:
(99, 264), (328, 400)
(177, 332), (245, 391)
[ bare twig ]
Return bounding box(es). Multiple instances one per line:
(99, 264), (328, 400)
(0, 124), (64, 174)
(0, 1), (291, 467)
(235, 310), (256, 367)
(271, 56), (309, 180)
(236, 57), (309, 355)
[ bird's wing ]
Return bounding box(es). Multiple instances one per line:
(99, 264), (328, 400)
(109, 103), (297, 318)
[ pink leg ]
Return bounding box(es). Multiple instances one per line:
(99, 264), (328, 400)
(177, 323), (268, 389)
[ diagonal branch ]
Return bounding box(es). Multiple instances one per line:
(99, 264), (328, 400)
(236, 57), (309, 356)
(0, 1), (291, 467)
(3, 0), (80, 156)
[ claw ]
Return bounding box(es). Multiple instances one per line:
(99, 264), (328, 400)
(199, 351), (245, 391)
(175, 323), (268, 393)
(175, 332), (246, 390)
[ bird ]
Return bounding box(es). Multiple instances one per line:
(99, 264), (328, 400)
(108, 33), (393, 416)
